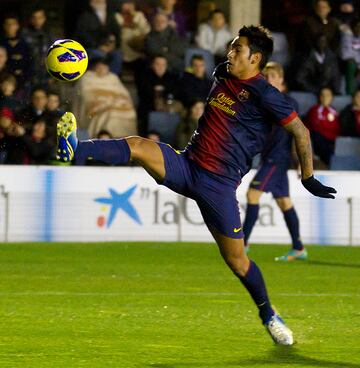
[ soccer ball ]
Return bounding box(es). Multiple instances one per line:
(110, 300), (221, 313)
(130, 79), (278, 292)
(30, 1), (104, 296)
(46, 39), (88, 82)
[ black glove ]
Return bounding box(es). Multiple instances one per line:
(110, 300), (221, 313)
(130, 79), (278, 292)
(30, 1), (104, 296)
(301, 175), (337, 199)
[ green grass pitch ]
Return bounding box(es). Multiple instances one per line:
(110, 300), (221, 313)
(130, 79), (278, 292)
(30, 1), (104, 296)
(0, 242), (359, 368)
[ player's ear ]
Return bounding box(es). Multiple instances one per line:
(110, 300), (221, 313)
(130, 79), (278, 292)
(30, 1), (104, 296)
(250, 52), (262, 65)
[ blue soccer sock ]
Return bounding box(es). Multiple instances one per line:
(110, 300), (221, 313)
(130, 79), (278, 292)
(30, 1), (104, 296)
(283, 207), (303, 251)
(239, 260), (274, 324)
(74, 139), (131, 165)
(243, 204), (259, 244)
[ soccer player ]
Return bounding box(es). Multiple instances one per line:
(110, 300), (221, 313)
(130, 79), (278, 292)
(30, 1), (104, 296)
(57, 26), (336, 346)
(243, 62), (307, 261)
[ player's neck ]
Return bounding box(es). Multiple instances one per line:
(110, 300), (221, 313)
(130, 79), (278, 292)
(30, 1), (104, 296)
(236, 70), (260, 81)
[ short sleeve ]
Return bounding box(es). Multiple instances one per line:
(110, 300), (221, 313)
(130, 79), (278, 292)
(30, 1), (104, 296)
(261, 85), (298, 126)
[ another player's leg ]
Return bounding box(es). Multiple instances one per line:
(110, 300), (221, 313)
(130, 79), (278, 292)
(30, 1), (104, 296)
(210, 228), (293, 345)
(56, 112), (166, 182)
(243, 188), (263, 251)
(275, 197), (308, 261)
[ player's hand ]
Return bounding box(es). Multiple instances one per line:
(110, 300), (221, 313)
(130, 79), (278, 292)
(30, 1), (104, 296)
(301, 175), (337, 199)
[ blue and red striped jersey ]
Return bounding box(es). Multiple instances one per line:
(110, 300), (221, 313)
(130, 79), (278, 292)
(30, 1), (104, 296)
(261, 94), (299, 168)
(186, 63), (297, 181)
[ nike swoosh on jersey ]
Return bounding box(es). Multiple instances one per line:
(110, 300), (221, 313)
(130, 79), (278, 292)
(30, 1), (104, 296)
(233, 227), (242, 233)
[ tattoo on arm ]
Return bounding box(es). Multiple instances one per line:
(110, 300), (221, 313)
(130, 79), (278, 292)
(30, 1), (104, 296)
(283, 117), (313, 179)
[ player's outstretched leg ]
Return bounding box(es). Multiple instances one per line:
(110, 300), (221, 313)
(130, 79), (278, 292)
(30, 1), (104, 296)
(243, 188), (263, 252)
(56, 112), (166, 181)
(210, 228), (294, 345)
(275, 197), (307, 262)
(57, 112), (78, 162)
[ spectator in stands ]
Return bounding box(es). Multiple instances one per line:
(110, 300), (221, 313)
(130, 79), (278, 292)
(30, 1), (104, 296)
(0, 46), (9, 80)
(144, 12), (186, 73)
(115, 1), (150, 74)
(97, 129), (112, 139)
(305, 87), (340, 165)
(0, 74), (20, 114)
(151, 0), (187, 38)
(88, 32), (122, 75)
(0, 15), (32, 94)
(339, 89), (360, 137)
(336, 0), (356, 34)
(17, 87), (48, 132)
(22, 118), (55, 164)
(137, 54), (178, 134)
(296, 33), (341, 95)
(0, 106), (26, 164)
(22, 7), (56, 87)
(73, 57), (137, 139)
(146, 130), (161, 142)
(75, 0), (120, 50)
(340, 18), (360, 95)
(44, 90), (63, 139)
(177, 54), (212, 108)
(299, 0), (340, 54)
(195, 9), (232, 64)
(175, 99), (204, 149)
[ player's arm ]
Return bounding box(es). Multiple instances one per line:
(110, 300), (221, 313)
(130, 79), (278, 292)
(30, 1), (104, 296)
(283, 116), (337, 199)
(283, 116), (312, 179)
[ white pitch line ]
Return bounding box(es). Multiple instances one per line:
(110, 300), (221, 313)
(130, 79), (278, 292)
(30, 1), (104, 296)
(0, 291), (358, 297)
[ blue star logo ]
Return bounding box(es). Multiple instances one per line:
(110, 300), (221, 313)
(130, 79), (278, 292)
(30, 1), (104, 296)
(94, 186), (142, 228)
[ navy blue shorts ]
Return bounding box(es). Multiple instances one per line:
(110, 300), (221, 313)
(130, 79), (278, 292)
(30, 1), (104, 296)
(250, 162), (289, 198)
(157, 143), (243, 239)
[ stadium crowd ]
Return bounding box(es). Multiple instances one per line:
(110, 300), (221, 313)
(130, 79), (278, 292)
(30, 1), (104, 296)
(0, 0), (359, 168)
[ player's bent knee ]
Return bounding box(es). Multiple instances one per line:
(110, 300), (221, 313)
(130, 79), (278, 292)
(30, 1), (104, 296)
(225, 256), (249, 277)
(276, 197), (292, 211)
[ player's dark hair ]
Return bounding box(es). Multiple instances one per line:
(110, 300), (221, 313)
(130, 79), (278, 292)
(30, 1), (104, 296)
(238, 25), (273, 70)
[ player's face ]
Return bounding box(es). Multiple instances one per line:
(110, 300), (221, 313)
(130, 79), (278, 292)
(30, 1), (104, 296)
(263, 69), (283, 91)
(227, 36), (259, 78)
